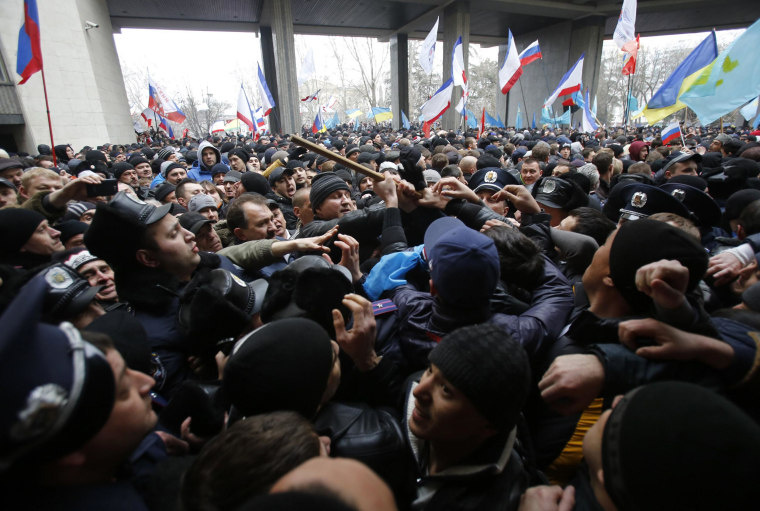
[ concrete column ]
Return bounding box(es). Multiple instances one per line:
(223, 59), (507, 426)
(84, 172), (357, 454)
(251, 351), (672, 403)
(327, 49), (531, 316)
(0, 0), (133, 153)
(267, 0), (300, 135)
(509, 16), (604, 131)
(441, 1), (469, 131)
(390, 33), (409, 131)
(259, 27), (282, 134)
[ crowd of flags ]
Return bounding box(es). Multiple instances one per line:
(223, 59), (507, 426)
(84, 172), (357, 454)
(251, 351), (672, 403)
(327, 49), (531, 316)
(14, 0), (760, 140)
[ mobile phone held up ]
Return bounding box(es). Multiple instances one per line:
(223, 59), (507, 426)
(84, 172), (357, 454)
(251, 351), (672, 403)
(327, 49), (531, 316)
(86, 179), (118, 197)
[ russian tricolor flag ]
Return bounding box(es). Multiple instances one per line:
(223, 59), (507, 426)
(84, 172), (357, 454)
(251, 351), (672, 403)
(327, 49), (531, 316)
(16, 0), (42, 85)
(518, 40), (542, 67)
(662, 122), (682, 145)
(544, 54), (584, 107)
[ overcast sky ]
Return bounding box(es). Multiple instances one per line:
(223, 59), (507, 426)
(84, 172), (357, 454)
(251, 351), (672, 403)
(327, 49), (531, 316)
(114, 28), (744, 116)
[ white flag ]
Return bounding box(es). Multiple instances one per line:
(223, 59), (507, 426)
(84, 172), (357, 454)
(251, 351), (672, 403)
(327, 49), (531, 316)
(451, 36), (467, 88)
(298, 48), (316, 84)
(418, 17), (439, 75)
(613, 0), (638, 54)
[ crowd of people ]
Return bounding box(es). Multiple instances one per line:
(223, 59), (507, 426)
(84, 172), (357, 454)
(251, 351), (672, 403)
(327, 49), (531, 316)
(1, 120), (760, 510)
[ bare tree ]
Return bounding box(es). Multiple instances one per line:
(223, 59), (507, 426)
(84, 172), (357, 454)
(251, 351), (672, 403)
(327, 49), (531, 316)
(179, 89), (230, 138)
(344, 37), (390, 107)
(597, 37), (734, 125)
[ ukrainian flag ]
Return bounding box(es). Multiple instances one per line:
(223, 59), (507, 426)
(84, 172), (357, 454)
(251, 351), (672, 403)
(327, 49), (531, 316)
(641, 32), (717, 125)
(681, 19), (760, 125)
(371, 107), (393, 123)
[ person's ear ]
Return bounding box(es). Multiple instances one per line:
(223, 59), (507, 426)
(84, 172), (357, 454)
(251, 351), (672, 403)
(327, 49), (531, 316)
(603, 275), (615, 288)
(136, 248), (160, 268)
(596, 467), (605, 485)
(233, 227), (247, 242)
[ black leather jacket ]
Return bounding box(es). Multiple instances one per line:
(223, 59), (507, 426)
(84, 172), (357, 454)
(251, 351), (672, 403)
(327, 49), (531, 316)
(314, 401), (410, 504)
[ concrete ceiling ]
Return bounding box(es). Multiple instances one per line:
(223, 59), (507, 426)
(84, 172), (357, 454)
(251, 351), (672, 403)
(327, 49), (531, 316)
(108, 0), (760, 44)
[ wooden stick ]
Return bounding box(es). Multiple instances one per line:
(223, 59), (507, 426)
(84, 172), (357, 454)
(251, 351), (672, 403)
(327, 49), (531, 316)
(262, 158), (284, 178)
(290, 135), (385, 181)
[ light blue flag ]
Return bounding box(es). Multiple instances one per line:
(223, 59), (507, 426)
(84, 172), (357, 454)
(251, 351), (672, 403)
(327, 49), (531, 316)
(515, 106), (522, 129)
(740, 97), (759, 121)
(401, 110), (411, 130)
(627, 94), (639, 114)
(681, 19), (760, 124)
(755, 114), (760, 130)
(485, 111), (500, 127)
(465, 109), (477, 129)
(557, 109), (571, 125)
(572, 90), (585, 108)
(592, 95), (597, 116)
(531, 113), (536, 129)
(496, 114), (506, 128)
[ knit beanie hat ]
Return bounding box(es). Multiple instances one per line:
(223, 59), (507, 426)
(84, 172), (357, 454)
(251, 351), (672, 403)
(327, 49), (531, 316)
(57, 220), (88, 245)
(241, 172), (271, 195)
(156, 147), (175, 161)
(62, 201), (96, 222)
(154, 183), (176, 203)
(309, 172), (350, 214)
(223, 318), (334, 419)
(111, 162), (134, 180)
(161, 161), (184, 178)
(602, 381), (760, 511)
(0, 208), (45, 258)
(211, 163), (229, 176)
(128, 156), (150, 168)
(428, 323), (530, 430)
(609, 219), (707, 314)
(228, 148), (250, 163)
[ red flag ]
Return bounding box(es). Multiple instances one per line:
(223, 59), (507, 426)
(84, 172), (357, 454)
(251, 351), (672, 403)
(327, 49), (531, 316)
(478, 108), (485, 139)
(622, 34), (639, 76)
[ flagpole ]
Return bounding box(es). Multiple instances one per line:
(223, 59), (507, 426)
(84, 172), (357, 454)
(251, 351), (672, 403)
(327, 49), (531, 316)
(38, 67), (57, 167)
(538, 57), (558, 131)
(517, 80), (530, 131)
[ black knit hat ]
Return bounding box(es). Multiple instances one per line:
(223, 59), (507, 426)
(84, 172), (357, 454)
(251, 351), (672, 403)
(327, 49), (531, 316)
(428, 324), (530, 430)
(228, 147), (250, 163)
(309, 172), (350, 214)
(223, 318), (334, 419)
(127, 156), (149, 167)
(609, 219), (707, 314)
(602, 382), (760, 511)
(0, 208), (45, 258)
(111, 162), (134, 180)
(241, 172), (271, 195)
(211, 163), (229, 176)
(154, 183), (176, 203)
(57, 220), (88, 245)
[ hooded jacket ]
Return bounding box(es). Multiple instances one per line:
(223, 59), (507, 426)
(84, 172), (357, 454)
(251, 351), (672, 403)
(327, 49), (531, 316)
(188, 141), (224, 182)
